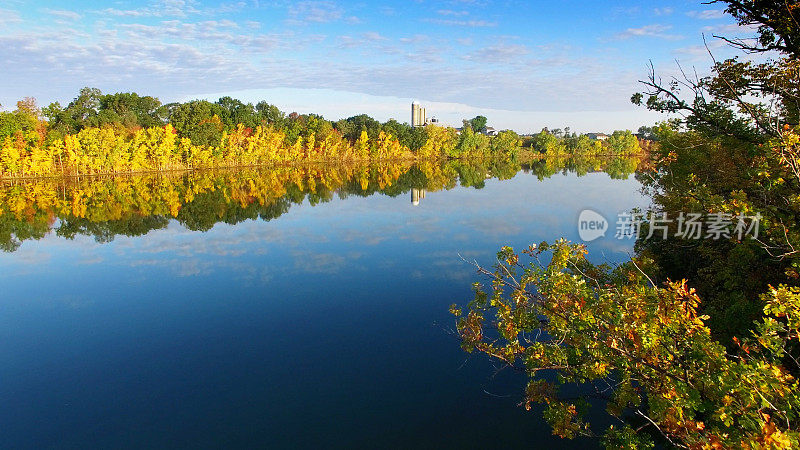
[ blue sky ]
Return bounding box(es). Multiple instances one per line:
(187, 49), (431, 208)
(0, 0), (753, 132)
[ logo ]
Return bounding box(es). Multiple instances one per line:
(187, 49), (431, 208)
(578, 209), (608, 242)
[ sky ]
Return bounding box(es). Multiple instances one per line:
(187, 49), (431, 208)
(0, 0), (756, 133)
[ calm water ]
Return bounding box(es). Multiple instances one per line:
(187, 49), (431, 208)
(0, 160), (648, 448)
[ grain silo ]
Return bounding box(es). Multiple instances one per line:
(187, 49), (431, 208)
(411, 101), (421, 127)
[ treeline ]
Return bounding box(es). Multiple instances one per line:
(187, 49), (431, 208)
(0, 156), (639, 252)
(524, 128), (643, 156)
(0, 88), (522, 178)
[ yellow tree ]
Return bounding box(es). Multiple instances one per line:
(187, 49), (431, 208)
(0, 137), (22, 177)
(355, 130), (370, 160)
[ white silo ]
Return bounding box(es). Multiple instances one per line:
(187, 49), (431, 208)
(411, 101), (421, 127)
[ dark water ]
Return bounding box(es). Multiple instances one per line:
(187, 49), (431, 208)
(0, 160), (648, 448)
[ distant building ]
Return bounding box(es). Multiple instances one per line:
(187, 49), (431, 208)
(411, 102), (438, 127)
(587, 133), (609, 141)
(411, 102), (425, 127)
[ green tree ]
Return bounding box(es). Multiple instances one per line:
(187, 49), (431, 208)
(605, 130), (641, 155)
(302, 114), (335, 142)
(97, 92), (165, 129)
(255, 100), (285, 127)
(531, 129), (566, 154)
(490, 130), (521, 158)
(215, 96), (258, 129)
(637, 125), (657, 140)
(335, 114), (382, 142)
(0, 105), (38, 140)
(469, 115), (487, 133)
(167, 100), (224, 147)
(43, 87), (103, 136)
(567, 134), (603, 155)
(628, 0), (800, 342)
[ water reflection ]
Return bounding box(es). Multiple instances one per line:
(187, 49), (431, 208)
(411, 188), (426, 206)
(0, 156), (643, 252)
(0, 154), (648, 448)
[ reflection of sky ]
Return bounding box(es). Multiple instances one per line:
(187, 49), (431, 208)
(0, 171), (647, 448)
(0, 171), (648, 284)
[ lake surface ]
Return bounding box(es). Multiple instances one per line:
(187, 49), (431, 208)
(0, 159), (649, 448)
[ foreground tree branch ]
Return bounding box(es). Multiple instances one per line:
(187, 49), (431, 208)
(452, 241), (800, 448)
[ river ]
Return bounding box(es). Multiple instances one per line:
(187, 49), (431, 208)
(0, 158), (649, 448)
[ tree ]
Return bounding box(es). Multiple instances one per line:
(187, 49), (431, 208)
(637, 125), (657, 140)
(531, 130), (566, 154)
(302, 113), (335, 143)
(255, 100), (285, 127)
(568, 134), (603, 155)
(97, 92), (165, 129)
(381, 119), (411, 146)
(215, 96), (258, 129)
(335, 114), (382, 142)
(490, 130), (521, 158)
(629, 0), (800, 341)
(632, 1), (800, 141)
(709, 0), (800, 57)
(605, 130), (641, 155)
(43, 87), (104, 137)
(453, 241), (800, 448)
(469, 115), (487, 133)
(0, 104), (38, 140)
(167, 100), (224, 147)
(0, 87), (524, 178)
(454, 1), (800, 447)
(15, 97), (39, 117)
(354, 130), (370, 160)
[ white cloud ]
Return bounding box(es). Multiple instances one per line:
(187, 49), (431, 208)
(0, 8), (21, 26)
(99, 0), (201, 18)
(399, 34), (429, 44)
(43, 9), (81, 21)
(672, 39), (728, 61)
(2, 16), (653, 123)
(287, 1), (344, 24)
(333, 35), (355, 49)
(456, 37), (473, 46)
(362, 31), (388, 42)
(612, 6), (641, 16)
(463, 43), (529, 64)
(291, 250), (349, 274)
(115, 20), (316, 55)
(437, 9), (469, 16)
(701, 23), (760, 36)
(423, 18), (496, 27)
(613, 24), (683, 41)
(687, 9), (726, 20)
(177, 259), (214, 276)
